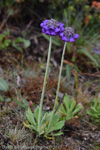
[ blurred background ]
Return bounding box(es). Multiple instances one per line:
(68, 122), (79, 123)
(0, 0), (100, 74)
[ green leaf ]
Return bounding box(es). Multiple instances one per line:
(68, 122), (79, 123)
(78, 49), (98, 66)
(14, 37), (31, 48)
(61, 104), (66, 114)
(64, 94), (70, 110)
(24, 122), (37, 131)
(26, 107), (36, 126)
(28, 124), (37, 131)
(15, 37), (24, 43)
(13, 98), (26, 108)
(4, 39), (11, 47)
(0, 35), (4, 42)
(0, 78), (9, 92)
(72, 104), (82, 115)
(34, 106), (39, 123)
(0, 95), (4, 102)
(51, 113), (60, 126)
(70, 100), (76, 112)
(12, 43), (23, 52)
(0, 44), (5, 49)
(61, 94), (82, 121)
(66, 115), (73, 121)
(5, 98), (11, 102)
(41, 112), (48, 124)
(21, 97), (29, 107)
(91, 106), (98, 113)
(23, 39), (31, 48)
(12, 37), (30, 51)
(52, 131), (63, 136)
(52, 121), (65, 131)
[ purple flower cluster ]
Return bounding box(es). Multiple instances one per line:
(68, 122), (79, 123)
(40, 19), (64, 36)
(40, 19), (79, 42)
(59, 27), (79, 42)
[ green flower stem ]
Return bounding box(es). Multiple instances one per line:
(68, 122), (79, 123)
(38, 36), (52, 133)
(48, 42), (67, 130)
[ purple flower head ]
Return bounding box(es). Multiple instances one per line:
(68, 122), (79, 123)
(59, 27), (79, 42)
(40, 19), (64, 36)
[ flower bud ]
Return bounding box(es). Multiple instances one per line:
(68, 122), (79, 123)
(29, 101), (33, 107)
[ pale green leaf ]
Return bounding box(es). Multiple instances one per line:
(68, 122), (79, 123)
(23, 39), (31, 48)
(61, 104), (66, 114)
(12, 43), (23, 52)
(0, 95), (4, 102)
(52, 120), (65, 131)
(72, 104), (82, 115)
(0, 78), (8, 92)
(13, 98), (26, 108)
(26, 107), (36, 126)
(5, 98), (11, 102)
(52, 131), (63, 136)
(70, 100), (76, 112)
(64, 94), (70, 110)
(34, 106), (39, 123)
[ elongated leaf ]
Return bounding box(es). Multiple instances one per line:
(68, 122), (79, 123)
(23, 39), (31, 48)
(51, 121), (65, 131)
(34, 106), (39, 123)
(15, 37), (24, 43)
(77, 49), (98, 66)
(13, 98), (26, 108)
(91, 106), (98, 112)
(23, 122), (36, 131)
(52, 131), (63, 136)
(5, 98), (11, 102)
(0, 78), (8, 92)
(12, 43), (23, 52)
(52, 113), (60, 125)
(72, 104), (82, 115)
(0, 95), (4, 102)
(70, 100), (76, 112)
(41, 113), (48, 124)
(61, 104), (66, 114)
(26, 107), (36, 126)
(21, 97), (29, 107)
(93, 100), (98, 107)
(66, 114), (73, 121)
(64, 94), (70, 110)
(23, 122), (30, 128)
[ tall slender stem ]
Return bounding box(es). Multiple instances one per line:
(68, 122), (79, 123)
(38, 36), (52, 133)
(48, 42), (67, 130)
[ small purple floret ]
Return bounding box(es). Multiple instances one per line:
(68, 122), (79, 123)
(40, 19), (64, 36)
(60, 27), (79, 42)
(93, 47), (100, 54)
(74, 34), (79, 39)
